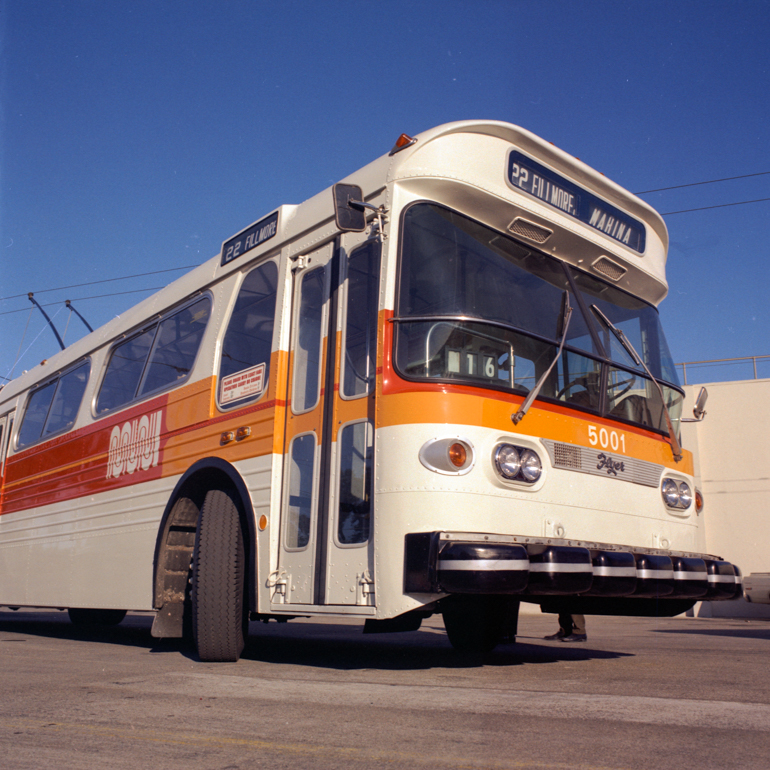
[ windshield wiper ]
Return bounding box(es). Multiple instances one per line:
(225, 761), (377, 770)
(590, 304), (683, 462)
(512, 291), (573, 425)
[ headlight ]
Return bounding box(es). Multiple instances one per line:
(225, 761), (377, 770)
(661, 478), (680, 507)
(678, 482), (692, 509)
(662, 478), (692, 509)
(520, 449), (542, 482)
(494, 444), (542, 484)
(494, 444), (521, 479)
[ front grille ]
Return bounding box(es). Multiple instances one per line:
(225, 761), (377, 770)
(553, 442), (582, 469)
(543, 439), (664, 488)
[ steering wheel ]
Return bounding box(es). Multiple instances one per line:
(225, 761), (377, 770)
(556, 376), (587, 401)
(556, 370), (600, 401)
(608, 374), (635, 400)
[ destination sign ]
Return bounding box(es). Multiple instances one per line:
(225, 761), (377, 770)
(507, 151), (645, 253)
(221, 211), (279, 266)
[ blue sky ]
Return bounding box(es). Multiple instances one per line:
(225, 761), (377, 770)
(1, 0), (768, 386)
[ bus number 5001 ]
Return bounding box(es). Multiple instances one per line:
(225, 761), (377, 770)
(588, 425), (626, 453)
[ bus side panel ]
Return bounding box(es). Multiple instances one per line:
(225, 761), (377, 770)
(0, 476), (177, 609)
(0, 367), (282, 610)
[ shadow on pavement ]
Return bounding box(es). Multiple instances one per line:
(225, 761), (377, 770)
(0, 610), (632, 670)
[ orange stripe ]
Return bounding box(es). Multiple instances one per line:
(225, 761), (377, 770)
(376, 389), (692, 472)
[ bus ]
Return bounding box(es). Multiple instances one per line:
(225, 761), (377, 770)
(0, 121), (741, 660)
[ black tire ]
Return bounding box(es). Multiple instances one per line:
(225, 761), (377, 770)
(442, 595), (506, 654)
(68, 608), (127, 626)
(192, 488), (247, 662)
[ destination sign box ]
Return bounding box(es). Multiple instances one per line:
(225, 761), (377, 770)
(507, 151), (645, 253)
(221, 211), (279, 266)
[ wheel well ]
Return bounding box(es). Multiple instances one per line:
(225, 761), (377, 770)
(151, 459), (257, 638)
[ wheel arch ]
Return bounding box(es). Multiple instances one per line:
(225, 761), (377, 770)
(151, 458), (258, 637)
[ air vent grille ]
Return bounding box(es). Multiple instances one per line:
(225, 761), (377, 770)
(553, 443), (582, 469)
(508, 218), (552, 244)
(592, 257), (627, 281)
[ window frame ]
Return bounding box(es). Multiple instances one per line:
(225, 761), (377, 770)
(340, 240), (381, 401)
(15, 358), (92, 450)
(334, 418), (373, 549)
(216, 257), (279, 412)
(93, 292), (212, 418)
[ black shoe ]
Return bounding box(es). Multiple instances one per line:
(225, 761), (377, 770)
(561, 633), (587, 642)
(544, 630), (567, 640)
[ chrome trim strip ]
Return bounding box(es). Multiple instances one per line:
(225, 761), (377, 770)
(529, 563), (593, 573)
(636, 569), (675, 579)
(593, 566), (637, 577)
(438, 559), (529, 571)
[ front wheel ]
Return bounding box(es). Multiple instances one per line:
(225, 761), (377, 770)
(192, 488), (248, 662)
(442, 595), (506, 654)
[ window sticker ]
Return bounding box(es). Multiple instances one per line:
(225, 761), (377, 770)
(220, 362), (266, 405)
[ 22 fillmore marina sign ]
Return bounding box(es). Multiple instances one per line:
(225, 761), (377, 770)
(507, 150), (646, 253)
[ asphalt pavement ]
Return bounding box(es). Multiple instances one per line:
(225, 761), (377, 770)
(1, 608), (768, 769)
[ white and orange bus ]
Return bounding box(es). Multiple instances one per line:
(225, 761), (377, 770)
(0, 121), (740, 660)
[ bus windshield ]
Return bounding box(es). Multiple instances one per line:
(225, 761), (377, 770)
(395, 202), (683, 436)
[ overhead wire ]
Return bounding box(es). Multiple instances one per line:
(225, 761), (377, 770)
(0, 265), (197, 302)
(662, 197), (770, 215)
(634, 170), (770, 195)
(0, 287), (167, 316)
(634, 170), (770, 215)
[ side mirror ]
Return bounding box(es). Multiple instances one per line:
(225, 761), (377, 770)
(333, 183), (367, 232)
(693, 387), (708, 420)
(682, 386), (708, 422)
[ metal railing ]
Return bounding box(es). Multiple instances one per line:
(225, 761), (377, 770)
(676, 355), (770, 385)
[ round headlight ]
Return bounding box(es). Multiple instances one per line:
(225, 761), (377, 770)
(495, 444), (521, 479)
(678, 482), (692, 509)
(662, 478), (679, 507)
(520, 449), (542, 482)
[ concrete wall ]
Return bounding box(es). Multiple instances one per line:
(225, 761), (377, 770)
(682, 378), (770, 618)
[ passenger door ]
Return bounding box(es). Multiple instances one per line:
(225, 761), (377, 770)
(278, 233), (379, 607)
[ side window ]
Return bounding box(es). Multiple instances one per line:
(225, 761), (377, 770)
(337, 421), (372, 545)
(292, 266), (326, 413)
(342, 241), (380, 398)
(44, 361), (90, 435)
(17, 360), (91, 448)
(285, 433), (315, 549)
(17, 382), (57, 448)
(96, 328), (156, 414)
(140, 297), (211, 397)
(97, 297), (211, 415)
(219, 261), (278, 408)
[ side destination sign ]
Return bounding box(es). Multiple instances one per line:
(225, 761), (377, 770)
(506, 151), (646, 253)
(221, 211), (279, 266)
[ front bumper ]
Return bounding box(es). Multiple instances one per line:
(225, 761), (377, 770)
(405, 532), (742, 611)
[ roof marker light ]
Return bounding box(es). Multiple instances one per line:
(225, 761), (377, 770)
(389, 133), (417, 155)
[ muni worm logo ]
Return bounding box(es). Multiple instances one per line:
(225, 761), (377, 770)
(106, 410), (163, 479)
